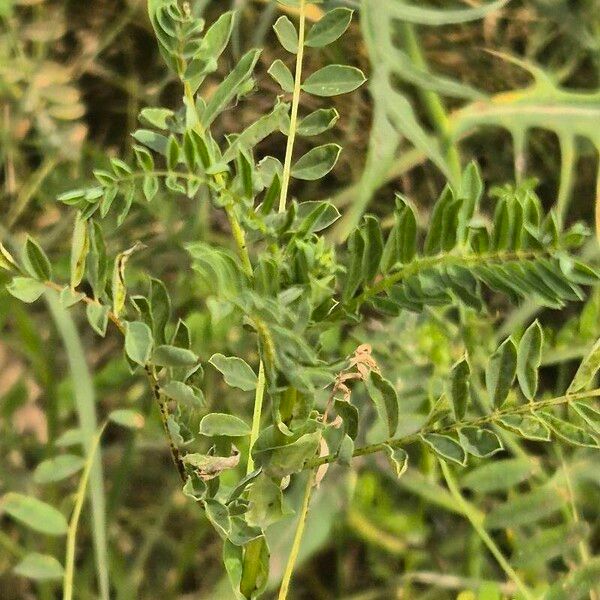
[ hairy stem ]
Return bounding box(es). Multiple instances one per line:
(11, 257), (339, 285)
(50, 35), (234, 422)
(278, 0), (307, 213)
(439, 460), (534, 600)
(278, 469), (315, 600)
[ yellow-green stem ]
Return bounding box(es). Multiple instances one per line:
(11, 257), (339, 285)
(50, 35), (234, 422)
(278, 0), (306, 213)
(277, 469), (315, 600)
(64, 424), (107, 600)
(247, 361), (265, 474)
(439, 460), (534, 600)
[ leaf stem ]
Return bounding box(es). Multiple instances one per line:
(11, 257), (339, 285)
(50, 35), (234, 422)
(438, 460), (534, 600)
(278, 469), (315, 600)
(278, 0), (307, 213)
(348, 247), (553, 311)
(306, 387), (600, 468)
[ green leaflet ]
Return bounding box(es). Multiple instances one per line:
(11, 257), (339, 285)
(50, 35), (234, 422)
(485, 337), (517, 409)
(23, 236), (52, 280)
(460, 458), (534, 493)
(7, 277), (46, 303)
(0, 492), (68, 536)
(498, 413), (551, 441)
(33, 454), (85, 484)
(297, 108), (339, 137)
(517, 320), (543, 399)
(302, 65), (366, 97)
(199, 413), (251, 437)
(568, 336), (600, 393)
(305, 8), (353, 48)
(273, 15), (298, 53)
(450, 356), (470, 421)
(203, 49), (261, 127)
(152, 345), (198, 367)
(268, 60), (294, 93)
(125, 321), (154, 366)
(14, 553), (65, 582)
(420, 433), (466, 466)
(458, 427), (503, 458)
(366, 371), (399, 437)
(384, 445), (408, 478)
(246, 474), (291, 529)
(291, 144), (341, 180)
(538, 411), (599, 448)
(209, 354), (257, 391)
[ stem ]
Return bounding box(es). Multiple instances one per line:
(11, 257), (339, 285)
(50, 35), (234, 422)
(278, 0), (306, 213)
(145, 365), (186, 482)
(438, 460), (534, 600)
(307, 387), (600, 468)
(64, 424), (107, 600)
(247, 361), (265, 474)
(347, 247), (552, 312)
(225, 203), (253, 278)
(278, 469), (315, 600)
(44, 281), (186, 483)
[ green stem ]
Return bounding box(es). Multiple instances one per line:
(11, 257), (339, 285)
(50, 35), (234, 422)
(64, 424), (107, 600)
(307, 387), (600, 468)
(278, 0), (306, 213)
(438, 460), (534, 600)
(225, 203), (253, 278)
(347, 247), (550, 312)
(247, 361), (265, 474)
(278, 469), (315, 600)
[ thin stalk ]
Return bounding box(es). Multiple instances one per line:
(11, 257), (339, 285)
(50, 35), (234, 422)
(278, 0), (307, 213)
(438, 460), (534, 600)
(278, 469), (315, 600)
(64, 424), (107, 600)
(247, 360), (266, 474)
(46, 293), (110, 600)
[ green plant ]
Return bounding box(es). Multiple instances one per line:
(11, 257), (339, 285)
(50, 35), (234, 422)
(2, 1), (600, 599)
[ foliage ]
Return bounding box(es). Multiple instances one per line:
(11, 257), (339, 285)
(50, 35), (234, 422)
(1, 1), (600, 599)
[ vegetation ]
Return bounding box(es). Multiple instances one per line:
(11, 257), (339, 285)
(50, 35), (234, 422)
(1, 1), (600, 598)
